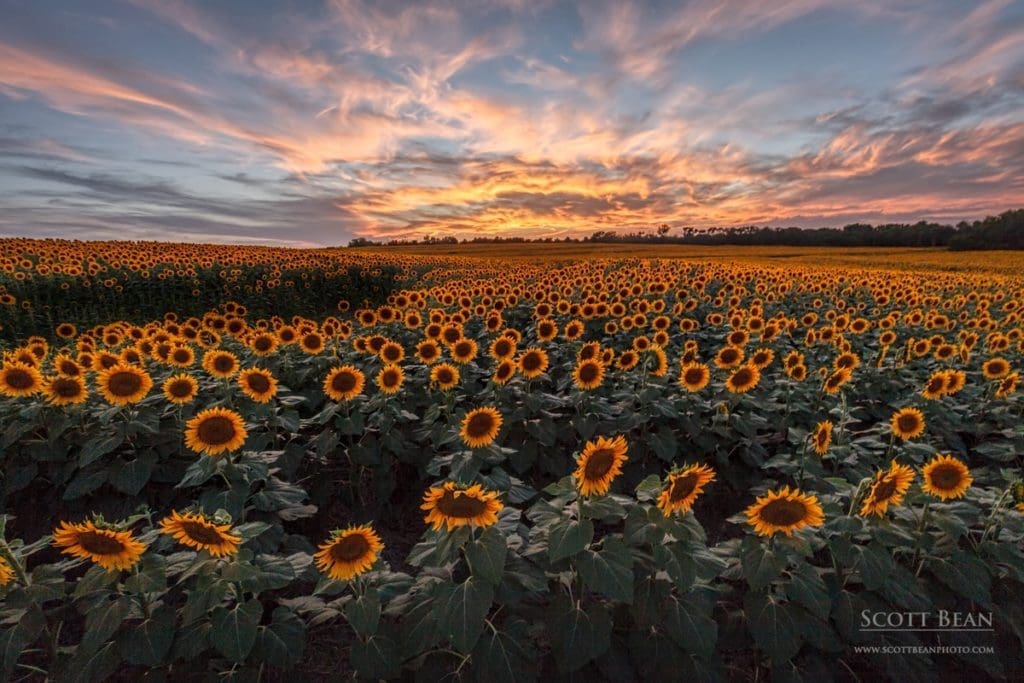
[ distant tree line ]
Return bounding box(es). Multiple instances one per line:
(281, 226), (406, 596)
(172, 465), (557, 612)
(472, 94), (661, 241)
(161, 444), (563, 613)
(348, 208), (1024, 250)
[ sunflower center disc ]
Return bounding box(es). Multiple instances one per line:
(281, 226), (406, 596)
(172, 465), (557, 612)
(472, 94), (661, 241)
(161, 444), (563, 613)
(584, 447), (616, 479)
(332, 372), (356, 392)
(198, 416), (237, 445)
(108, 372), (142, 396)
(78, 531), (127, 555)
(931, 465), (962, 490)
(872, 477), (898, 503)
(181, 520), (228, 545)
(246, 374), (270, 393)
(438, 491), (488, 518)
(670, 473), (699, 501)
(6, 370), (33, 389)
(760, 499), (808, 526)
(330, 534), (371, 562)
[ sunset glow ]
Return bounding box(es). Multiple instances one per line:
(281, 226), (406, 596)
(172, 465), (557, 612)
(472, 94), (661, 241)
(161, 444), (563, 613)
(1, 0), (1022, 245)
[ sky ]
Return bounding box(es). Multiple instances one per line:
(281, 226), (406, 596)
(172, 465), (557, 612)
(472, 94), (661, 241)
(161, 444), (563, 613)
(1, 0), (1023, 246)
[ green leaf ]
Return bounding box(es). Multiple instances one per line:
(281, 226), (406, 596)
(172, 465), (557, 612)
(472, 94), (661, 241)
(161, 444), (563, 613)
(785, 565), (831, 620)
(655, 542), (697, 592)
(433, 576), (494, 654)
(116, 606), (175, 666)
(927, 551), (992, 606)
(471, 621), (538, 683)
(577, 536), (634, 603)
(464, 526), (507, 586)
(745, 592), (801, 664)
(634, 474), (663, 502)
(177, 456), (219, 488)
(741, 539), (787, 590)
(80, 596), (132, 654)
(663, 594), (717, 658)
(62, 469), (107, 500)
(351, 635), (400, 679)
(345, 589), (381, 638)
(210, 599), (263, 663)
(857, 543), (895, 591)
(79, 434), (123, 467)
(109, 452), (157, 495)
(548, 518), (594, 562)
(253, 607), (306, 668)
(57, 642), (120, 683)
(547, 594), (613, 673)
(1, 606), (46, 679)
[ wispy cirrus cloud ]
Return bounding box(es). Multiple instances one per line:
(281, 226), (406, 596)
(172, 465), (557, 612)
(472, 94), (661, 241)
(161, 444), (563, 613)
(0, 0), (1022, 245)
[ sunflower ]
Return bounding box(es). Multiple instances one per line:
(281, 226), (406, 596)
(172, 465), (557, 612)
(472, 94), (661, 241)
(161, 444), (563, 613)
(54, 354), (83, 378)
(0, 362), (43, 397)
(299, 332), (325, 354)
(859, 461), (915, 516)
(379, 341), (405, 364)
(421, 482), (502, 532)
(428, 362), (460, 391)
(890, 407), (926, 440)
(314, 524), (384, 581)
(249, 332), (279, 356)
(943, 369), (967, 395)
(678, 362), (710, 391)
(416, 340), (442, 364)
(460, 407), (502, 448)
(745, 486), (825, 537)
(982, 358), (1010, 380)
(573, 359), (605, 390)
(921, 454), (972, 500)
(450, 339), (478, 364)
(789, 364), (807, 381)
(44, 375), (88, 406)
(657, 463), (716, 516)
(376, 364), (404, 394)
(536, 319), (558, 342)
(822, 367), (852, 394)
(996, 372), (1018, 398)
(750, 348), (775, 369)
(812, 420), (833, 455)
(573, 434), (628, 497)
(160, 510), (241, 557)
(168, 344), (195, 368)
(163, 373), (198, 404)
(238, 368), (277, 403)
(617, 350), (639, 370)
(491, 359), (515, 385)
(203, 350), (239, 379)
(834, 352), (860, 371)
(52, 519), (145, 571)
(725, 364), (760, 393)
(921, 371), (948, 399)
(185, 407), (247, 456)
(324, 365), (365, 401)
(647, 346), (669, 377)
(714, 346), (744, 369)
(518, 348), (549, 378)
(0, 556), (13, 586)
(97, 363), (152, 405)
(489, 336), (517, 360)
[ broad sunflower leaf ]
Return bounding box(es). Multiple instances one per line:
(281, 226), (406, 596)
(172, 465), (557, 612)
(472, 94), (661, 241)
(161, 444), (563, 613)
(577, 536), (633, 603)
(116, 605), (175, 666)
(464, 526), (507, 586)
(548, 518), (594, 562)
(433, 576), (494, 654)
(210, 599), (263, 663)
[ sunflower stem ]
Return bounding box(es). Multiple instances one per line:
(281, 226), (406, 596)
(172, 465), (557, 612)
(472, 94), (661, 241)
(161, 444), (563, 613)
(910, 502), (931, 576)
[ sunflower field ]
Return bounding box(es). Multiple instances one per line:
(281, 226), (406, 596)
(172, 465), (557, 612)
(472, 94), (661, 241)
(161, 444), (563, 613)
(0, 239), (1023, 681)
